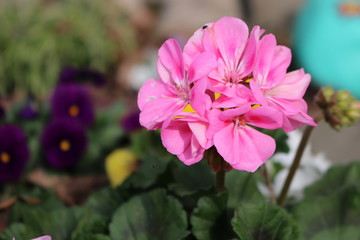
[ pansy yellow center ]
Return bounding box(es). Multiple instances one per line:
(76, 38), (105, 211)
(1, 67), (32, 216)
(1, 152), (10, 164)
(69, 105), (80, 117)
(59, 140), (71, 152)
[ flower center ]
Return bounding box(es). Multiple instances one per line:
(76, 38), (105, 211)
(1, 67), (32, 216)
(59, 140), (71, 152)
(0, 152), (10, 164)
(233, 116), (246, 128)
(68, 105), (80, 117)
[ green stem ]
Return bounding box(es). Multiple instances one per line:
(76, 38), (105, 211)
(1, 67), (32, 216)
(277, 125), (315, 206)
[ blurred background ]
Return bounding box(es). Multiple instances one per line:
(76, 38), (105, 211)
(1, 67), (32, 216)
(1, 0), (360, 237)
(2, 0), (358, 165)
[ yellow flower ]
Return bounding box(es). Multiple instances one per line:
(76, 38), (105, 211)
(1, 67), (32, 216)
(105, 149), (138, 187)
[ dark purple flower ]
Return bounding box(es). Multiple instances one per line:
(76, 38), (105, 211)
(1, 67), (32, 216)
(59, 66), (106, 87)
(0, 125), (30, 183)
(51, 84), (95, 126)
(41, 118), (87, 169)
(19, 101), (38, 120)
(121, 109), (141, 132)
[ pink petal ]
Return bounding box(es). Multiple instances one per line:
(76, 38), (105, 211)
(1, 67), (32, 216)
(206, 108), (227, 141)
(229, 126), (276, 172)
(161, 121), (192, 155)
(249, 80), (268, 106)
(32, 237), (51, 240)
(218, 104), (251, 121)
(177, 135), (205, 165)
(137, 78), (173, 111)
(266, 69), (311, 100)
(188, 52), (217, 83)
(190, 78), (211, 116)
(253, 34), (276, 87)
(237, 26), (262, 78)
(139, 97), (185, 130)
(282, 110), (317, 132)
(158, 39), (185, 84)
(213, 17), (249, 70)
(245, 106), (283, 129)
(266, 46), (291, 87)
(188, 121), (208, 149)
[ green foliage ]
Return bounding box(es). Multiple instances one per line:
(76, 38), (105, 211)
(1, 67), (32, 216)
(109, 189), (189, 240)
(226, 170), (264, 208)
(191, 193), (236, 240)
(292, 162), (360, 239)
(232, 202), (300, 240)
(169, 160), (215, 196)
(0, 0), (137, 96)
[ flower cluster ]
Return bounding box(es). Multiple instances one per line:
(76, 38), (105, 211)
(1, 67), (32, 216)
(41, 83), (93, 169)
(138, 17), (316, 172)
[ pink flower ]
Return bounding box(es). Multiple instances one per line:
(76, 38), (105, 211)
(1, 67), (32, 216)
(184, 16), (262, 96)
(249, 34), (316, 132)
(138, 39), (216, 130)
(161, 111), (212, 165)
(207, 105), (283, 172)
(138, 16), (316, 173)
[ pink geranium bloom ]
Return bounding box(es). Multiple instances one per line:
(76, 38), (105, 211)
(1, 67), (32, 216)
(13, 236), (51, 240)
(249, 34), (316, 132)
(207, 105), (283, 172)
(161, 111), (212, 165)
(138, 39), (216, 130)
(184, 16), (262, 96)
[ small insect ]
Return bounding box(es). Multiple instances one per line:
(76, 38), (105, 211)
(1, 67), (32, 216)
(202, 25), (208, 29)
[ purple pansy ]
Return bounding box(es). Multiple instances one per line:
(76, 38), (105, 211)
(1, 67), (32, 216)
(19, 101), (38, 120)
(41, 118), (87, 169)
(51, 84), (95, 126)
(0, 125), (29, 183)
(59, 66), (106, 87)
(121, 109), (141, 132)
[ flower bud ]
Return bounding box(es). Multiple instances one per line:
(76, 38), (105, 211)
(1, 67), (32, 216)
(316, 87), (360, 130)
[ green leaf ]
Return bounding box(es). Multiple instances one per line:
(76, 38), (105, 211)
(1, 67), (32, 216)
(310, 226), (360, 240)
(130, 130), (173, 160)
(232, 202), (300, 240)
(191, 193), (236, 240)
(303, 161), (360, 198)
(72, 187), (126, 238)
(226, 171), (264, 208)
(293, 184), (360, 239)
(123, 154), (170, 189)
(0, 223), (33, 240)
(109, 189), (189, 240)
(169, 160), (214, 196)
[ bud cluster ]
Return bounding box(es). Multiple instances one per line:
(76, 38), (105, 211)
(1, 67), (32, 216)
(315, 86), (360, 130)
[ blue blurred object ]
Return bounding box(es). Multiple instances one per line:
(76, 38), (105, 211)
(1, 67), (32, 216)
(293, 0), (360, 98)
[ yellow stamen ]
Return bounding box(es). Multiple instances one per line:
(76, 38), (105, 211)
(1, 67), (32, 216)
(183, 104), (196, 113)
(68, 105), (80, 117)
(245, 78), (254, 83)
(214, 92), (221, 100)
(59, 140), (71, 152)
(251, 104), (261, 109)
(174, 104), (196, 119)
(1, 152), (10, 164)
